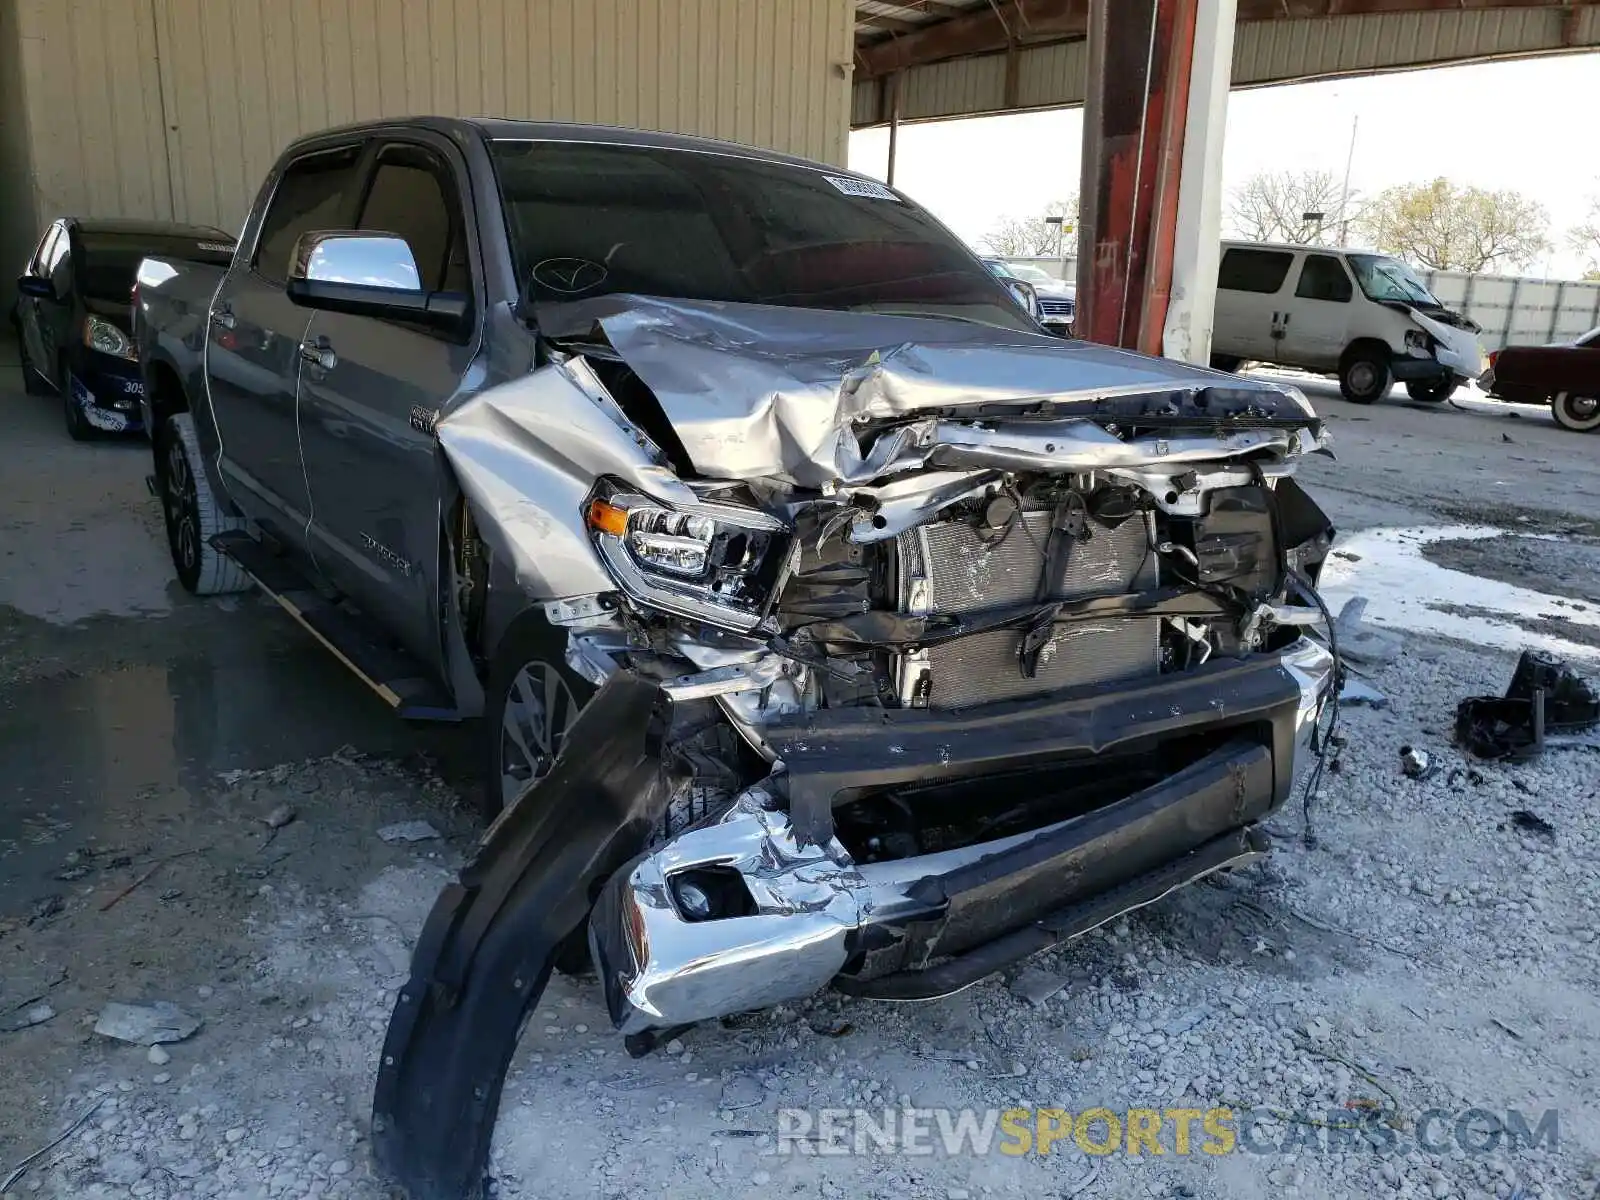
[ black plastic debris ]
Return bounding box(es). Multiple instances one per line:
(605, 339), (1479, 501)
(1455, 650), (1599, 761)
(1399, 745), (1438, 781)
(1508, 810), (1556, 839)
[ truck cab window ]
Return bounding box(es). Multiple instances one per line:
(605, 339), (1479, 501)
(253, 145), (363, 283)
(1217, 248), (1293, 294)
(356, 150), (467, 294)
(1294, 255), (1352, 303)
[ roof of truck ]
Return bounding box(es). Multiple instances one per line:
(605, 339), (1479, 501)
(286, 115), (863, 177)
(1221, 239), (1384, 257)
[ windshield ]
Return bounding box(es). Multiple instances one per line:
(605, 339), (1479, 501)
(491, 140), (1034, 332)
(75, 232), (233, 303)
(1347, 253), (1441, 308)
(1005, 264), (1054, 285)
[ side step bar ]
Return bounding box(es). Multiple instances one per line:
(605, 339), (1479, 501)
(211, 531), (461, 722)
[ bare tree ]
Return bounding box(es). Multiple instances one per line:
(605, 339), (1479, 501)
(1226, 170), (1356, 245)
(1569, 189), (1600, 280)
(1362, 178), (1551, 273)
(980, 197), (1078, 257)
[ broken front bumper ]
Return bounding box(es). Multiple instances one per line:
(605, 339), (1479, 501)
(591, 637), (1334, 1034)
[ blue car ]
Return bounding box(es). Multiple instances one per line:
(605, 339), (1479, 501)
(13, 218), (233, 440)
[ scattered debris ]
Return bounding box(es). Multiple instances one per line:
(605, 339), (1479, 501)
(0, 1004), (56, 1034)
(27, 895), (64, 926)
(718, 1074), (765, 1110)
(1399, 745), (1438, 781)
(1508, 810), (1556, 839)
(377, 820), (442, 844)
(1501, 433), (1515, 443)
(262, 805), (297, 830)
(93, 1001), (203, 1046)
(1334, 597), (1403, 665)
(1010, 967), (1072, 1006)
(0, 1098), (104, 1194)
(1457, 650), (1599, 760)
(1489, 1017), (1525, 1040)
(147, 1044), (171, 1066)
(1340, 675), (1389, 709)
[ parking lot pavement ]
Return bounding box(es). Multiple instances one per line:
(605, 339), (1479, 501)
(3, 362), (1599, 1200)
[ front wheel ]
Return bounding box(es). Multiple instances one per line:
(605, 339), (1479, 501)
(1339, 352), (1392, 404)
(1551, 391), (1600, 433)
(482, 617), (597, 822)
(1405, 376), (1456, 404)
(62, 365), (93, 441)
(155, 413), (252, 595)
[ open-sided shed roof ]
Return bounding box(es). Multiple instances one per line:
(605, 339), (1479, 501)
(852, 0), (1600, 124)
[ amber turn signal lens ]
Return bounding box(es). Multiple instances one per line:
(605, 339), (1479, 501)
(586, 498), (629, 537)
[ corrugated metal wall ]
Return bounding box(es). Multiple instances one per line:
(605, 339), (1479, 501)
(852, 7), (1600, 125)
(2, 0), (854, 273)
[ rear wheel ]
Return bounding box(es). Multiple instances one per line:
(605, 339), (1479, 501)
(1338, 350), (1392, 404)
(1405, 376), (1455, 404)
(155, 412), (252, 594)
(1551, 391), (1600, 433)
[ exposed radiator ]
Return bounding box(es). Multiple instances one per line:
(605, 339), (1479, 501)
(896, 510), (1158, 708)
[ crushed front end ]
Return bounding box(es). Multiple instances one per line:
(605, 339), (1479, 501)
(375, 300), (1337, 1199)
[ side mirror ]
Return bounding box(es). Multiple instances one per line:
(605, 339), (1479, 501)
(285, 231), (470, 333)
(1002, 277), (1040, 320)
(17, 275), (55, 300)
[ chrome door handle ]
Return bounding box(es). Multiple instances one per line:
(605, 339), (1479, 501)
(299, 339), (336, 370)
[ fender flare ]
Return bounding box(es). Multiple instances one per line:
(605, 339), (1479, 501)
(371, 673), (673, 1200)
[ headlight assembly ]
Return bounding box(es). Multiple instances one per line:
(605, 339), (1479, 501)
(1404, 328), (1432, 356)
(84, 315), (137, 361)
(585, 483), (790, 631)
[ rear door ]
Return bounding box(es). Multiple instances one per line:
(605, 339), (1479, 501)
(1283, 253), (1354, 370)
(1214, 247), (1295, 363)
(208, 143), (364, 543)
(297, 135), (481, 669)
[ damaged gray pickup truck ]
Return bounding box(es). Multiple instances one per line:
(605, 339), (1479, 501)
(132, 118), (1338, 1199)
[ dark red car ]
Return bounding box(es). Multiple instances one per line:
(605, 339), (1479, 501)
(1481, 326), (1600, 432)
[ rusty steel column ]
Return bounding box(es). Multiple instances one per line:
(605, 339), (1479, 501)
(1075, 0), (1200, 356)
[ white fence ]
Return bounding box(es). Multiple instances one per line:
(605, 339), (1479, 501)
(1414, 271), (1600, 352)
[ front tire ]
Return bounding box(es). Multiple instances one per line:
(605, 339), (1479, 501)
(1405, 376), (1455, 404)
(62, 363), (92, 441)
(1339, 351), (1392, 404)
(482, 616), (597, 822)
(1551, 391), (1600, 433)
(156, 412), (252, 595)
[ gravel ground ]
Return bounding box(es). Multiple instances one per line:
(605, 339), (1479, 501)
(3, 352), (1598, 1200)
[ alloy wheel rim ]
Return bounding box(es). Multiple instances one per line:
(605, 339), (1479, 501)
(499, 662), (580, 808)
(1349, 363), (1377, 394)
(166, 437), (198, 571)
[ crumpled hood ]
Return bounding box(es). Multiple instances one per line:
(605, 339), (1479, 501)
(540, 295), (1316, 487)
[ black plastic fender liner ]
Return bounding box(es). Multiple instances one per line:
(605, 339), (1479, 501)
(371, 673), (673, 1200)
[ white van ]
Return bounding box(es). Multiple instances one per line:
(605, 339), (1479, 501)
(1211, 242), (1487, 404)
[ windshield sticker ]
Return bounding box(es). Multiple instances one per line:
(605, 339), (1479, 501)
(824, 175), (900, 202)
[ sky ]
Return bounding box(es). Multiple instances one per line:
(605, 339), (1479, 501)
(847, 52), (1600, 279)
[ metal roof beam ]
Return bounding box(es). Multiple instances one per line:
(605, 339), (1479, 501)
(857, 0), (1089, 77)
(856, 0), (1597, 76)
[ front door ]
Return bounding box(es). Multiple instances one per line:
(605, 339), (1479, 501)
(298, 137), (481, 670)
(18, 223), (69, 385)
(206, 143), (365, 544)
